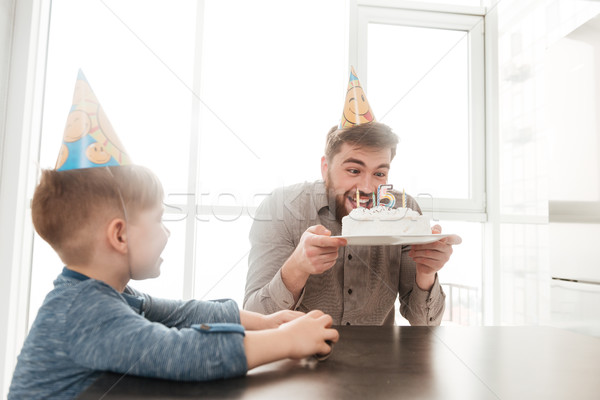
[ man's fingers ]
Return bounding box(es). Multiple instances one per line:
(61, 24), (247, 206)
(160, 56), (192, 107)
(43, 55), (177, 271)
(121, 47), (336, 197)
(307, 225), (331, 236)
(310, 235), (347, 248)
(442, 234), (462, 245)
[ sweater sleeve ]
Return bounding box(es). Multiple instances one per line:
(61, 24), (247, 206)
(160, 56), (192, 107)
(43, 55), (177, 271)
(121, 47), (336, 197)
(66, 282), (247, 381)
(127, 286), (241, 328)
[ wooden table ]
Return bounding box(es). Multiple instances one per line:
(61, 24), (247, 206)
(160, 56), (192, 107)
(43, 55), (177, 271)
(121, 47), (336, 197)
(78, 326), (600, 399)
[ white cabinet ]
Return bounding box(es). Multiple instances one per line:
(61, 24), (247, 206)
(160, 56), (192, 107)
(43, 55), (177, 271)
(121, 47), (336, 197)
(550, 279), (600, 337)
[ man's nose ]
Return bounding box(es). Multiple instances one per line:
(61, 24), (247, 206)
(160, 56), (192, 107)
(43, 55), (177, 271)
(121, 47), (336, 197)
(358, 175), (375, 194)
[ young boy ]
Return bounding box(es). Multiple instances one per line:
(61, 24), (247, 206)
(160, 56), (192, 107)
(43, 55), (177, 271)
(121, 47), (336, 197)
(8, 71), (338, 399)
(8, 165), (338, 399)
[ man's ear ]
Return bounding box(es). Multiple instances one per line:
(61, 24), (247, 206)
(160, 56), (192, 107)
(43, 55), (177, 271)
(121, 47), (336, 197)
(320, 156), (328, 181)
(106, 218), (128, 254)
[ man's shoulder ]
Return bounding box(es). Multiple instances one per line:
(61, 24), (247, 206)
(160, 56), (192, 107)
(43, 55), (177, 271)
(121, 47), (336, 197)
(251, 180), (326, 229)
(270, 180), (324, 198)
(258, 180), (324, 210)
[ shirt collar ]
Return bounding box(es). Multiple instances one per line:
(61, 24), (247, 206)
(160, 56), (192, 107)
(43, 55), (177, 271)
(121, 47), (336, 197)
(60, 267), (145, 314)
(314, 180), (333, 213)
(61, 266), (90, 281)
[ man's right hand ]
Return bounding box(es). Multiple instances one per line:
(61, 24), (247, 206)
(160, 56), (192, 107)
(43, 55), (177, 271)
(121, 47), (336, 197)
(281, 225), (347, 301)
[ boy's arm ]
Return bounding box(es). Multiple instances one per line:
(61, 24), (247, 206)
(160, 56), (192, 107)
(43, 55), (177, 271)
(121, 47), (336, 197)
(68, 287), (247, 381)
(130, 289), (240, 328)
(67, 286), (337, 380)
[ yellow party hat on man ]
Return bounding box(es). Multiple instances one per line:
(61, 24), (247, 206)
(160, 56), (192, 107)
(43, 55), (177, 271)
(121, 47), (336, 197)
(55, 70), (131, 171)
(339, 66), (376, 128)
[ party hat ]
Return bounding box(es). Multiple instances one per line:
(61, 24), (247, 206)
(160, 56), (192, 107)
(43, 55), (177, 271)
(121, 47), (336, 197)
(339, 66), (376, 128)
(55, 70), (131, 171)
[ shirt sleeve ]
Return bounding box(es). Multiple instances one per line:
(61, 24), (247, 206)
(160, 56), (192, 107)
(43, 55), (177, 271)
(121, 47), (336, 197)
(399, 273), (446, 326)
(244, 190), (303, 314)
(397, 195), (446, 326)
(66, 283), (247, 381)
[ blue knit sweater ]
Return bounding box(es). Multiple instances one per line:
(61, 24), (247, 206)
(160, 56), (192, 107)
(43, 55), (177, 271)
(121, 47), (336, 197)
(8, 268), (247, 399)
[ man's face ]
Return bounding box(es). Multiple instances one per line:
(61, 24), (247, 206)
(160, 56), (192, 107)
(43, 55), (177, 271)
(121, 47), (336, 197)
(321, 142), (392, 221)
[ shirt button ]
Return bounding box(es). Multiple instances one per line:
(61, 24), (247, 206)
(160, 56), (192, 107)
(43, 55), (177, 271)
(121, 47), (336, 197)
(348, 254), (352, 260)
(346, 322), (351, 326)
(347, 288), (353, 295)
(429, 317), (434, 322)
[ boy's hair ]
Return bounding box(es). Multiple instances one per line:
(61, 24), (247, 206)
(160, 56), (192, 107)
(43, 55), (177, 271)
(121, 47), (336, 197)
(32, 165), (164, 265)
(324, 122), (399, 161)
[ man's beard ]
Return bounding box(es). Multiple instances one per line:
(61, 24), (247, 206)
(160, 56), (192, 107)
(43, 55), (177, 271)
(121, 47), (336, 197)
(325, 172), (351, 223)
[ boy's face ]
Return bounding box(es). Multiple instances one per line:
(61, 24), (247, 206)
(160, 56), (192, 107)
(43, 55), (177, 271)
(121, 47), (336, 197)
(321, 142), (391, 221)
(127, 203), (170, 280)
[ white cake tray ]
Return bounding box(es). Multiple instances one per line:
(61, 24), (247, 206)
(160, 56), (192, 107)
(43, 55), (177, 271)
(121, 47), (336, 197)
(332, 234), (462, 246)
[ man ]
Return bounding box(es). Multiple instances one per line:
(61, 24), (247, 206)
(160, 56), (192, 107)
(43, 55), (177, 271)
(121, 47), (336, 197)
(244, 69), (458, 326)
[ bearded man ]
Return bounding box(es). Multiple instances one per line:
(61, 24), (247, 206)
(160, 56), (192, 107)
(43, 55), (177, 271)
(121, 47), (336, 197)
(244, 121), (458, 326)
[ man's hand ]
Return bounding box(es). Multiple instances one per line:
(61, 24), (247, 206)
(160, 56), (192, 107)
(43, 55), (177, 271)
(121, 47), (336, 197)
(409, 225), (461, 291)
(281, 225), (347, 301)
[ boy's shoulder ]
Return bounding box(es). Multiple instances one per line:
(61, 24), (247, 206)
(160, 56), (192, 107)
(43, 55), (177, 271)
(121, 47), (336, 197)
(50, 272), (122, 303)
(38, 274), (132, 326)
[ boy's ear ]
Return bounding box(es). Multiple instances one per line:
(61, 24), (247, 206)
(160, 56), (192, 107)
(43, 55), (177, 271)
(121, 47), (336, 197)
(106, 218), (128, 254)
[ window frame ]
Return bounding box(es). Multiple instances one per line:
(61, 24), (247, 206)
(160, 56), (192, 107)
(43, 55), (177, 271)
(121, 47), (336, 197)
(350, 0), (486, 221)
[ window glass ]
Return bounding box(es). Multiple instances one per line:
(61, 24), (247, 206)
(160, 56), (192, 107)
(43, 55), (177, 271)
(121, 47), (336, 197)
(194, 215), (253, 306)
(39, 0), (195, 195)
(197, 0), (347, 195)
(367, 23), (470, 199)
(395, 220), (483, 326)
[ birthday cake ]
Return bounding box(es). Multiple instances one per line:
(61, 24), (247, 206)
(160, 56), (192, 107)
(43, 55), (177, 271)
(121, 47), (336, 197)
(341, 206), (431, 236)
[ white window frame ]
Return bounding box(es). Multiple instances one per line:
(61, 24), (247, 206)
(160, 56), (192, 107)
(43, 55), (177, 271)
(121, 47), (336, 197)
(1, 0), (50, 396)
(350, 0), (486, 221)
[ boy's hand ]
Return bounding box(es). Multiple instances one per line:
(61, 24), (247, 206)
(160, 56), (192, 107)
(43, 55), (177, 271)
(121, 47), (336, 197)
(240, 309), (305, 330)
(243, 310), (339, 368)
(263, 310), (305, 329)
(278, 310), (339, 359)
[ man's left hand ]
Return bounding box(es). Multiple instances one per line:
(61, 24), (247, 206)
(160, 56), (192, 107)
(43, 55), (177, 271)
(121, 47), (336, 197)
(408, 225), (460, 291)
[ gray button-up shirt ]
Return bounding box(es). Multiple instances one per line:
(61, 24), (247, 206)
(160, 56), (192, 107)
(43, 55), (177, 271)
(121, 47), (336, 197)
(244, 181), (445, 326)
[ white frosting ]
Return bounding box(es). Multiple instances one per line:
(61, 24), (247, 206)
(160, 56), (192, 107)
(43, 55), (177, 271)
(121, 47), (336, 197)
(341, 206), (431, 236)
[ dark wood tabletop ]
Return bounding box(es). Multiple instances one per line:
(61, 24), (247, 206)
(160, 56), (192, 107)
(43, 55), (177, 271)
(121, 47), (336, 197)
(78, 325), (600, 400)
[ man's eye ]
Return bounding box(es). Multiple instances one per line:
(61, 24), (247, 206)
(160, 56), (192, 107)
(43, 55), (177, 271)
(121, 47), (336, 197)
(348, 169), (359, 174)
(375, 172), (386, 178)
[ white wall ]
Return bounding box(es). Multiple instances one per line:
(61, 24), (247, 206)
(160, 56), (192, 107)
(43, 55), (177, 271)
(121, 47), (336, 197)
(490, 0), (600, 329)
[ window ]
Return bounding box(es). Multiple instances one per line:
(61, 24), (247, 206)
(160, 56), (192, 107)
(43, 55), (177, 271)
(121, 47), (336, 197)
(352, 3), (485, 219)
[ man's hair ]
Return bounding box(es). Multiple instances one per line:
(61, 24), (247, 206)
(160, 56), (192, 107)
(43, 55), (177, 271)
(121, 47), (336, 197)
(324, 122), (399, 161)
(31, 165), (164, 265)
